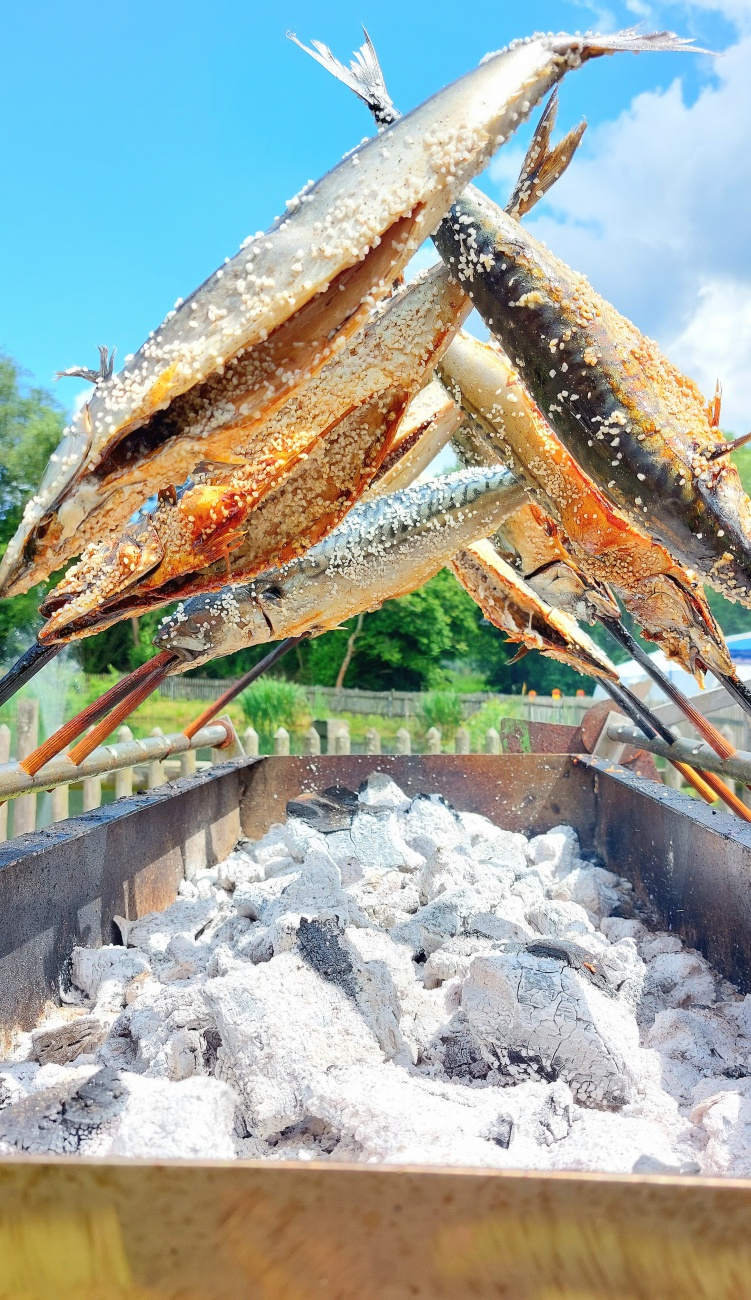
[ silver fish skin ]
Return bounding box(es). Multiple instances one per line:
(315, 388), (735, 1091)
(0, 31), (626, 599)
(154, 466), (525, 668)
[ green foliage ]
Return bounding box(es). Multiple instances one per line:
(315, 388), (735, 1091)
(0, 356), (66, 546)
(0, 357), (66, 658)
(417, 689), (464, 739)
(706, 436), (751, 636)
(319, 568), (484, 691)
(466, 697), (519, 750)
(239, 676), (311, 743)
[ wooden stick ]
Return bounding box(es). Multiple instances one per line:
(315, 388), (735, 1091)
(67, 657), (177, 766)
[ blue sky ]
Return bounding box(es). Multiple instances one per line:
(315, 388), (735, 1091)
(1, 0), (748, 427)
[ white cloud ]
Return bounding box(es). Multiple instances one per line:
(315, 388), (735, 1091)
(503, 36), (751, 431)
(71, 387), (91, 416)
(405, 241), (439, 282)
(681, 0), (751, 29)
(669, 275), (751, 432)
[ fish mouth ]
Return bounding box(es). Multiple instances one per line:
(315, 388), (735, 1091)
(37, 521), (165, 642)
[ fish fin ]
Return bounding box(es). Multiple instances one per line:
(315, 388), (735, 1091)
(709, 431), (751, 460)
(288, 28), (398, 127)
(54, 345), (115, 386)
(570, 28), (713, 57)
(707, 380), (722, 428)
(507, 90), (586, 219)
(507, 645), (529, 664)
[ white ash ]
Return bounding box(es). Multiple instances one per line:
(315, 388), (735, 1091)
(2, 771), (751, 1175)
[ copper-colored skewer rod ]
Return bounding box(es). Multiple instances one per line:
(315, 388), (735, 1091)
(20, 652), (177, 776)
(67, 656), (178, 766)
(182, 638), (302, 740)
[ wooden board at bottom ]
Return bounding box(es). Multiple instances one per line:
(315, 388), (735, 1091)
(0, 1159), (750, 1299)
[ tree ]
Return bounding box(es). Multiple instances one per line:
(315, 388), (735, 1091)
(0, 357), (66, 658)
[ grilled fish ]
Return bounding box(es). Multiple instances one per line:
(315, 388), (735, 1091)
(153, 467), (526, 669)
(37, 267), (471, 642)
(1, 29), (638, 599)
(441, 330), (735, 681)
(451, 540), (617, 680)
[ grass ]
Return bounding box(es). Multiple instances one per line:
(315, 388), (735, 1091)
(466, 697), (521, 751)
(417, 690), (465, 741)
(239, 678), (311, 746)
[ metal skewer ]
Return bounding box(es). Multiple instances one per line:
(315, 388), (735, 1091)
(601, 676), (751, 819)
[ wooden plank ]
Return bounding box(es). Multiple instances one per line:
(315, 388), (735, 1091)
(0, 1160), (750, 1298)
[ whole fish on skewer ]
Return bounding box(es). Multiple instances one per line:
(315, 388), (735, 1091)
(442, 337), (751, 748)
(1, 28), (656, 604)
(36, 267), (471, 644)
(441, 330), (736, 686)
(30, 85), (588, 652)
(310, 33), (751, 719)
(428, 156), (751, 612)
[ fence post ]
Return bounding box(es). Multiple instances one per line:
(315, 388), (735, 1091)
(365, 727), (381, 755)
(485, 727), (500, 755)
(210, 717), (245, 764)
(14, 698), (39, 835)
(51, 783), (69, 823)
(303, 726), (320, 756)
(0, 724), (9, 842)
(425, 727), (442, 755)
(148, 727), (166, 788)
(661, 763), (684, 791)
(115, 725), (134, 798)
(455, 726), (470, 755)
(395, 727), (411, 755)
(243, 726), (260, 757)
(334, 723), (350, 755)
(274, 727), (290, 756)
(82, 773), (102, 812)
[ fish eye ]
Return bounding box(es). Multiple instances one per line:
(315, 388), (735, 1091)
(261, 585), (283, 601)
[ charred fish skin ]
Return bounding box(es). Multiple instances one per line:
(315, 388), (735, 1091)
(0, 31), (638, 600)
(432, 188), (751, 605)
(154, 466), (526, 668)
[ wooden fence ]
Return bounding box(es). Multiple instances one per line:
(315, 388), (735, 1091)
(0, 701), (564, 839)
(0, 699), (245, 842)
(156, 675), (594, 723)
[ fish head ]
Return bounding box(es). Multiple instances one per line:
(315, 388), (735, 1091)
(37, 517), (164, 642)
(153, 584), (274, 668)
(523, 561), (620, 625)
(625, 574), (734, 683)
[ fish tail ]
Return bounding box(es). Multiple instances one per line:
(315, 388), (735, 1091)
(569, 27), (712, 57)
(506, 88), (586, 219)
(288, 28), (398, 127)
